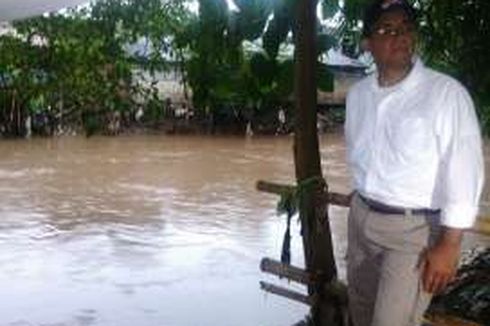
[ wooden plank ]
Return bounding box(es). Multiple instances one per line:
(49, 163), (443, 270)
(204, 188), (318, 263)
(260, 258), (312, 285)
(256, 180), (350, 207)
(256, 180), (295, 195)
(260, 257), (349, 305)
(256, 180), (490, 236)
(260, 281), (312, 306)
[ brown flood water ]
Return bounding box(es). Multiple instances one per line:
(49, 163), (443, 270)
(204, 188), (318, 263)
(0, 134), (488, 326)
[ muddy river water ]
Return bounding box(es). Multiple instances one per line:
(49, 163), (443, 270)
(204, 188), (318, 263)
(0, 134), (488, 326)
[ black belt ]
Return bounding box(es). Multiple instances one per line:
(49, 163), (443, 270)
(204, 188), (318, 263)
(358, 194), (440, 216)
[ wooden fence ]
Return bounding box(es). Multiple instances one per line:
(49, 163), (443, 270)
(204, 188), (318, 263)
(257, 180), (489, 326)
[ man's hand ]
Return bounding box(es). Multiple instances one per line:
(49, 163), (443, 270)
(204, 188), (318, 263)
(420, 227), (463, 294)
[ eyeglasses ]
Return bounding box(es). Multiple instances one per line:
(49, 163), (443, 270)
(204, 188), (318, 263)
(372, 25), (416, 37)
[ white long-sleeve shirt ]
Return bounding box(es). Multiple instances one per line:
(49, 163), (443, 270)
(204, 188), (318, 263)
(345, 58), (484, 228)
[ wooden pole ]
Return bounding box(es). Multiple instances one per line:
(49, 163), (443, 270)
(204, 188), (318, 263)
(293, 0), (338, 323)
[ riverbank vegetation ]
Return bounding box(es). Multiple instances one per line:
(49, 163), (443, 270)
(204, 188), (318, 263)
(1, 0), (488, 138)
(427, 247), (490, 326)
(1, 1), (488, 325)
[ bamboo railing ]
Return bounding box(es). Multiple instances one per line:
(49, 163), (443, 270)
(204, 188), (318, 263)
(256, 180), (490, 236)
(257, 180), (489, 326)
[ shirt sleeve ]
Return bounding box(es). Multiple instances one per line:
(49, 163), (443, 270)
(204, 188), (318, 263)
(435, 81), (484, 229)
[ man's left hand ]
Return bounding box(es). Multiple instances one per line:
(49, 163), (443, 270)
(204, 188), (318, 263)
(420, 228), (463, 294)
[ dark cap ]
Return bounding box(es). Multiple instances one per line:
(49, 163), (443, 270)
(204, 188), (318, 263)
(362, 0), (417, 37)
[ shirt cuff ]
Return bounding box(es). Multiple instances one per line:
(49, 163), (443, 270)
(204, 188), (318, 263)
(441, 203), (479, 229)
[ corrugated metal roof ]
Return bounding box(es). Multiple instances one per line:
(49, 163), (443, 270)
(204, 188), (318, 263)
(0, 0), (89, 22)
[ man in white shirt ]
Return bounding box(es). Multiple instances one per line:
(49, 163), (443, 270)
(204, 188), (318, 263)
(344, 1), (484, 325)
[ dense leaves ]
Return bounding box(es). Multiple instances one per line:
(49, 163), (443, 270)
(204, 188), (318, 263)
(0, 0), (340, 138)
(1, 0), (489, 136)
(340, 0), (490, 134)
(416, 0), (490, 133)
(0, 0), (190, 137)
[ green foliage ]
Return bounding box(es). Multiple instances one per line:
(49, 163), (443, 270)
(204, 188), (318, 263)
(262, 1), (293, 59)
(277, 188), (299, 218)
(428, 247), (490, 325)
(3, 0), (487, 137)
(322, 0), (340, 19)
(0, 0), (190, 137)
(276, 176), (326, 218)
(229, 0), (272, 43)
(416, 0), (490, 134)
(250, 53), (277, 87)
(176, 0), (341, 130)
(276, 59), (295, 97)
(317, 62), (335, 92)
(316, 32), (337, 55)
(341, 0), (490, 135)
(0, 0), (346, 137)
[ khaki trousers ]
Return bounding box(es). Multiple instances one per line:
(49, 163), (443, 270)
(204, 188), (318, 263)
(347, 193), (439, 326)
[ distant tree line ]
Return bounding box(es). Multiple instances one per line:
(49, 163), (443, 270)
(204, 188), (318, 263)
(0, 0), (488, 137)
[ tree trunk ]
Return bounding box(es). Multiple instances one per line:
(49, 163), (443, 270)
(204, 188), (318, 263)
(178, 49), (190, 102)
(293, 0), (338, 324)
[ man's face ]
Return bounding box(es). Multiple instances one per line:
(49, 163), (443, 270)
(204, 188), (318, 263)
(365, 9), (416, 71)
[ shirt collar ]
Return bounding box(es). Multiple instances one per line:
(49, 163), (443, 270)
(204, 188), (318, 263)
(370, 56), (425, 93)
